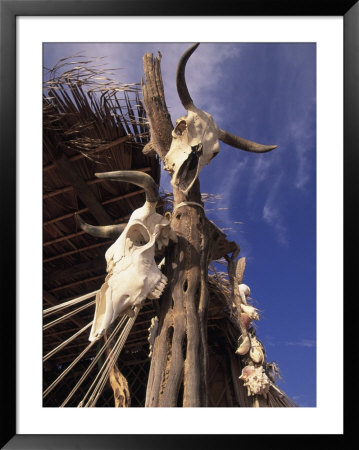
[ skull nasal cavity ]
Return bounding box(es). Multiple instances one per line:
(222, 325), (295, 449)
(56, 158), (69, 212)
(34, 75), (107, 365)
(127, 225), (150, 246)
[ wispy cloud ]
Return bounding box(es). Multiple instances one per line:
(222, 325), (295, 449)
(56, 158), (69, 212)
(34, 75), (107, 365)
(180, 44), (241, 120)
(284, 339), (316, 348)
(245, 152), (282, 214)
(264, 336), (316, 349)
(143, 43), (243, 126)
(263, 203), (288, 246)
(283, 47), (316, 193)
(262, 175), (288, 247)
(289, 100), (316, 192)
(199, 154), (256, 257)
(205, 157), (248, 225)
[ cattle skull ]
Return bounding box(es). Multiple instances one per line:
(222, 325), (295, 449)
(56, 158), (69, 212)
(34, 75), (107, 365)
(164, 43), (277, 194)
(76, 171), (177, 341)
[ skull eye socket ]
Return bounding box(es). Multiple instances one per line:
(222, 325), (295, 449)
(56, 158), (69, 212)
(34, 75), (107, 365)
(174, 120), (187, 136)
(127, 224), (150, 247)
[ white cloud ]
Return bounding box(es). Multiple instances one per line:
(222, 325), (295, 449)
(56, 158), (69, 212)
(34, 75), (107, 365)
(263, 204), (288, 246)
(208, 157), (248, 223)
(246, 155), (278, 207)
(134, 42), (243, 127)
(90, 42), (242, 129)
(262, 175), (288, 246)
(284, 339), (316, 348)
(289, 100), (316, 192)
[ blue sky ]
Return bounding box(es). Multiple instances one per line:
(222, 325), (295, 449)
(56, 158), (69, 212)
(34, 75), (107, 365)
(44, 42), (316, 407)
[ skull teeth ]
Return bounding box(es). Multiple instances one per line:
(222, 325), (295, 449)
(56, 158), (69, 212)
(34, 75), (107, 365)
(148, 274), (168, 299)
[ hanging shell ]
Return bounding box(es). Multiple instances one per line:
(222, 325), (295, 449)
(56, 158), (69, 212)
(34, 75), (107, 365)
(238, 283), (251, 305)
(240, 313), (251, 331)
(241, 303), (259, 320)
(235, 335), (251, 355)
(239, 365), (271, 397)
(249, 336), (265, 364)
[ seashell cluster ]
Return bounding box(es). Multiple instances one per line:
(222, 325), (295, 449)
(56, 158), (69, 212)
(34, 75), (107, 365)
(230, 266), (278, 401)
(234, 283), (264, 363)
(239, 365), (271, 397)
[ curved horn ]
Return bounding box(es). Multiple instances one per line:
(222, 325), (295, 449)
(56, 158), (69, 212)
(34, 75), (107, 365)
(75, 213), (127, 239)
(218, 129), (277, 153)
(176, 43), (200, 109)
(94, 170), (159, 203)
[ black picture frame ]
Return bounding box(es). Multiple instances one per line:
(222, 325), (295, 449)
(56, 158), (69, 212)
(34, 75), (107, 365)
(1, 1), (356, 448)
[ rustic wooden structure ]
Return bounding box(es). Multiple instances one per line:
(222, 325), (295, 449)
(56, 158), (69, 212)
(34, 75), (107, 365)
(43, 51), (297, 408)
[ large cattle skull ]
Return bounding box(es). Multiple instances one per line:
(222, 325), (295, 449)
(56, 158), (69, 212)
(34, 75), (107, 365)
(164, 43), (277, 194)
(164, 105), (220, 194)
(76, 171), (177, 341)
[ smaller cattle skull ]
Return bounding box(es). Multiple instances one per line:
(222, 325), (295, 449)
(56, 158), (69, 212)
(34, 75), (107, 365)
(165, 43), (277, 194)
(76, 171), (177, 341)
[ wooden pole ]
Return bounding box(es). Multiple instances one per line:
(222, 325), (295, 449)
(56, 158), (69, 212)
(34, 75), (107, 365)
(145, 182), (210, 406)
(141, 51), (212, 407)
(141, 49), (237, 407)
